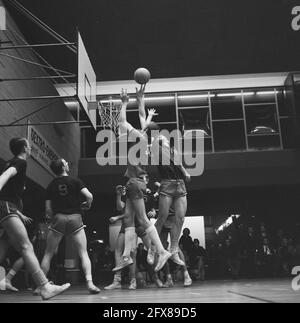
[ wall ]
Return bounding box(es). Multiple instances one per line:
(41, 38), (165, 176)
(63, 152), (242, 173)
(0, 0), (80, 189)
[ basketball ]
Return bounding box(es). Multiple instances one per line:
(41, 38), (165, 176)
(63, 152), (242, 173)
(134, 68), (151, 85)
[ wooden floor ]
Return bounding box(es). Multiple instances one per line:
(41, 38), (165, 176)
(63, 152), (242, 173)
(0, 279), (298, 303)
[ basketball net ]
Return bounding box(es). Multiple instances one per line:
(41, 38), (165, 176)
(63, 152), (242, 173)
(98, 99), (122, 136)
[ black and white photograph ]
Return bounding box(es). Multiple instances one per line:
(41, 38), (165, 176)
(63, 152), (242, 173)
(0, 0), (300, 308)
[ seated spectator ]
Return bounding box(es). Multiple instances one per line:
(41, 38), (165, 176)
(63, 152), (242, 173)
(179, 228), (193, 265)
(189, 239), (206, 281)
(223, 239), (241, 280)
(256, 238), (276, 277)
(101, 245), (114, 270)
(136, 243), (149, 287)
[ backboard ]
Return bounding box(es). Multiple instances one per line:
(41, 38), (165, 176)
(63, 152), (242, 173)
(77, 31), (97, 130)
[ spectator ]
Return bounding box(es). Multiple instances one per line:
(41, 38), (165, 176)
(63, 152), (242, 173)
(189, 239), (206, 281)
(223, 239), (241, 280)
(179, 228), (193, 264)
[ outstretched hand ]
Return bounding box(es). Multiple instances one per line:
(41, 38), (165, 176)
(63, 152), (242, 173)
(120, 88), (129, 104)
(148, 108), (158, 118)
(136, 85), (146, 102)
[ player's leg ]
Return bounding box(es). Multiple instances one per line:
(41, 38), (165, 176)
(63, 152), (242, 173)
(105, 232), (124, 290)
(41, 230), (63, 276)
(128, 247), (137, 290)
(159, 227), (174, 288)
(178, 248), (192, 287)
(155, 194), (173, 235)
(2, 216), (70, 300)
(170, 196), (187, 263)
(0, 236), (9, 264)
(112, 201), (135, 272)
(5, 257), (24, 292)
(72, 227), (100, 294)
(131, 197), (171, 272)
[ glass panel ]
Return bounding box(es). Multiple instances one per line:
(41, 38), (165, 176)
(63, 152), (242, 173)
(211, 90), (243, 120)
(213, 121), (246, 152)
(245, 105), (278, 134)
(179, 108), (211, 136)
(248, 135), (281, 151)
(280, 117), (300, 149)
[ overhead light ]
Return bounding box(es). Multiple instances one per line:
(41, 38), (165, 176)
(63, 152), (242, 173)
(178, 94), (215, 99)
(100, 96), (174, 104)
(217, 92), (254, 97)
(256, 91), (278, 95)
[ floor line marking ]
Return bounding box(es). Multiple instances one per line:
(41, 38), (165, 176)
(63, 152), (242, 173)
(227, 291), (278, 303)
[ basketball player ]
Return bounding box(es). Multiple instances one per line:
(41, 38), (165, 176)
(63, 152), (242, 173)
(0, 138), (70, 300)
(39, 158), (100, 294)
(105, 185), (137, 290)
(151, 182), (192, 288)
(113, 87), (171, 273)
(148, 135), (191, 267)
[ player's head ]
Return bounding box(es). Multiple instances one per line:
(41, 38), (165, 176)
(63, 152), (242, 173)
(9, 138), (31, 157)
(50, 158), (69, 176)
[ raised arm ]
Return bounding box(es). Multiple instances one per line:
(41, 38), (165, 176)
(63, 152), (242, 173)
(80, 188), (93, 210)
(119, 88), (132, 135)
(136, 85), (146, 130)
(0, 167), (17, 191)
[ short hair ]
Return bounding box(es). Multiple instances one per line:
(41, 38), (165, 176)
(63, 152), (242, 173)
(194, 239), (200, 244)
(9, 138), (28, 156)
(183, 228), (190, 235)
(50, 159), (65, 175)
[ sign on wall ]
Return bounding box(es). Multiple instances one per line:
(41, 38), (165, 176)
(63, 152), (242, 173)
(28, 125), (61, 175)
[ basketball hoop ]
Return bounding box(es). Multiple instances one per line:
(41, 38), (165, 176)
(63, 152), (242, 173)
(98, 99), (122, 136)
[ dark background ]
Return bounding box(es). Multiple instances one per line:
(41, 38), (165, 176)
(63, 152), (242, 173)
(4, 0), (300, 81)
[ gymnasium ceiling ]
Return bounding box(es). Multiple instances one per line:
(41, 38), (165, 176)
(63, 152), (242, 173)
(3, 0), (300, 82)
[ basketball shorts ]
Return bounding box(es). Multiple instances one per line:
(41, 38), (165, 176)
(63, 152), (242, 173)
(159, 180), (187, 198)
(126, 178), (147, 200)
(49, 213), (85, 236)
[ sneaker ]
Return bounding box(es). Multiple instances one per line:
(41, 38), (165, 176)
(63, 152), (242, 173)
(170, 252), (185, 266)
(154, 278), (164, 288)
(33, 280), (54, 296)
(163, 277), (174, 288)
(128, 279), (137, 290)
(40, 283), (71, 301)
(87, 282), (101, 294)
(184, 273), (192, 287)
(104, 281), (122, 290)
(5, 280), (19, 292)
(147, 248), (155, 265)
(112, 256), (133, 272)
(155, 251), (172, 272)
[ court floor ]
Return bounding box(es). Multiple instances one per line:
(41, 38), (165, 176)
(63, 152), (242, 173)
(0, 279), (299, 303)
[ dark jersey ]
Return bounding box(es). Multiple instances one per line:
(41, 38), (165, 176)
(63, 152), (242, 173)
(46, 176), (85, 215)
(156, 145), (184, 180)
(0, 157), (27, 210)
